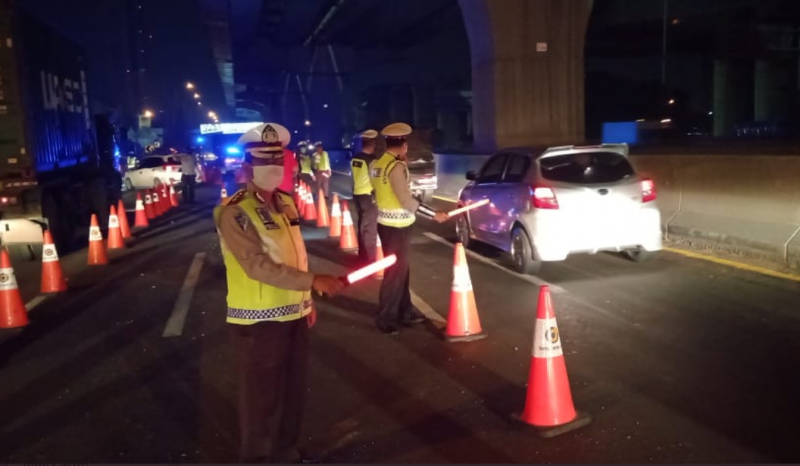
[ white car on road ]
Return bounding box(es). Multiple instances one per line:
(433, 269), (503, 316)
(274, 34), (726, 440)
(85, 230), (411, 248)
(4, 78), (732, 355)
(124, 155), (183, 190)
(456, 144), (662, 274)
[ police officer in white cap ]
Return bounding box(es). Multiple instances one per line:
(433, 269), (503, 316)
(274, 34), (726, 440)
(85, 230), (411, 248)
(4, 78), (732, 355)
(369, 122), (448, 334)
(214, 123), (344, 463)
(350, 129), (379, 265)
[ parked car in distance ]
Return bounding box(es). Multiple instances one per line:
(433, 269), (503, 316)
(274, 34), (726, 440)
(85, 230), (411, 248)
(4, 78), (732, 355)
(124, 155), (183, 190)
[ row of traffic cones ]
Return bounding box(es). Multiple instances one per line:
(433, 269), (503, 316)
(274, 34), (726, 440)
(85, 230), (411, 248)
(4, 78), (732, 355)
(291, 183), (358, 253)
(2, 182), (183, 330)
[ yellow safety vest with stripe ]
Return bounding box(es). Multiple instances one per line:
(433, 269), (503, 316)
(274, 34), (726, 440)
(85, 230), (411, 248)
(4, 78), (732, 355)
(213, 190), (312, 325)
(314, 151), (331, 171)
(370, 152), (415, 228)
(351, 153), (373, 196)
(299, 155), (313, 174)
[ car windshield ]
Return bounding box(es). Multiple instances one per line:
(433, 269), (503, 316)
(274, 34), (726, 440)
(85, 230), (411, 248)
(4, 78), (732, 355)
(539, 151), (634, 184)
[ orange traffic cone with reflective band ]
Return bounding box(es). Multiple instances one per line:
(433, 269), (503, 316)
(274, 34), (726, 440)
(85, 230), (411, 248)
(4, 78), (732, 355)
(87, 214), (108, 265)
(329, 193), (342, 238)
(375, 234), (385, 280)
(0, 249), (28, 329)
(294, 184), (304, 213)
(339, 200), (358, 252)
(516, 285), (591, 437)
(152, 189), (163, 216)
(303, 190), (317, 222)
(444, 243), (486, 342)
(134, 193), (149, 228)
(144, 190), (156, 220)
(220, 187), (228, 202)
(41, 230), (67, 293)
(169, 181), (179, 207)
(316, 188), (330, 228)
(107, 206), (126, 250)
(297, 183), (307, 216)
(117, 199), (132, 239)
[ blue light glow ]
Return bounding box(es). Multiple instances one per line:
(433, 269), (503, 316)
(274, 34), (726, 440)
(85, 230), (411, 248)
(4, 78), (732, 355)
(196, 136), (205, 144)
(226, 146), (241, 155)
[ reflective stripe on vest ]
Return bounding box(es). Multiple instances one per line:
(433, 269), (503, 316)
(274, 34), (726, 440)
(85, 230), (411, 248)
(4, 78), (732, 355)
(300, 156), (313, 174)
(370, 152), (415, 228)
(351, 155), (373, 196)
(214, 192), (312, 325)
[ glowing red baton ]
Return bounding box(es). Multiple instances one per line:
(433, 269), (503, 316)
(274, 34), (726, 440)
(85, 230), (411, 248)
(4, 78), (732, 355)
(447, 199), (490, 217)
(345, 254), (398, 284)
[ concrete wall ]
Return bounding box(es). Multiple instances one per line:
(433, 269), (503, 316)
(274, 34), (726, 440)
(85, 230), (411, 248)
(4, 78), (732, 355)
(434, 152), (800, 269)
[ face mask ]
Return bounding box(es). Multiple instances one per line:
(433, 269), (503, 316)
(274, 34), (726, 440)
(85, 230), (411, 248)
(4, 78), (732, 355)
(252, 165), (284, 191)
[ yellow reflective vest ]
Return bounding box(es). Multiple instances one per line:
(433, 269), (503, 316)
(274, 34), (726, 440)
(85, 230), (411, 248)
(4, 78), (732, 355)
(314, 151), (330, 171)
(213, 190), (312, 325)
(299, 155), (313, 174)
(370, 152), (415, 228)
(351, 153), (374, 196)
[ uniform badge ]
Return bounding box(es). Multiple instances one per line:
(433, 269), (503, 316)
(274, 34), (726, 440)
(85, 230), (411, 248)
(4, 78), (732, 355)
(352, 160), (363, 168)
(371, 168), (382, 177)
(255, 207), (280, 230)
(234, 213), (249, 231)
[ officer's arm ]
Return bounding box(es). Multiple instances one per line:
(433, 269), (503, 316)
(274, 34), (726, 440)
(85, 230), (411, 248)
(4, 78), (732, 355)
(217, 206), (314, 291)
(387, 163), (437, 219)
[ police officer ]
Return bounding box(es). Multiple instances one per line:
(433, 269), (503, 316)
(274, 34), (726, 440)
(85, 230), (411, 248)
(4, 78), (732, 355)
(297, 140), (316, 192)
(369, 123), (448, 334)
(350, 130), (379, 265)
(215, 123), (344, 463)
(313, 142), (331, 199)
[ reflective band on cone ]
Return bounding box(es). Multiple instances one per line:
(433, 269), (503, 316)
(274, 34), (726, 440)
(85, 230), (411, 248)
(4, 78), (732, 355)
(42, 244), (58, 263)
(41, 230), (67, 293)
(444, 243), (485, 342)
(329, 193), (342, 238)
(0, 267), (18, 291)
(339, 200), (357, 252)
(0, 249), (28, 329)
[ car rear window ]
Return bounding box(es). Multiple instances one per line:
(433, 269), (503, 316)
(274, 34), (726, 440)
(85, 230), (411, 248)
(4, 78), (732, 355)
(539, 151), (635, 184)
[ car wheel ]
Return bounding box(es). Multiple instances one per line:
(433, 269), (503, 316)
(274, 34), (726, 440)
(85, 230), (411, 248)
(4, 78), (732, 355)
(624, 247), (653, 263)
(510, 227), (542, 275)
(455, 214), (471, 248)
(124, 178), (134, 191)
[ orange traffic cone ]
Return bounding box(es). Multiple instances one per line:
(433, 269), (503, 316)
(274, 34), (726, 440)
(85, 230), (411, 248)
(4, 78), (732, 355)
(516, 285), (591, 437)
(304, 190), (318, 222)
(220, 186), (228, 201)
(117, 199), (132, 239)
(87, 214), (108, 265)
(169, 181), (179, 207)
(107, 205), (126, 250)
(160, 186), (170, 212)
(152, 189), (163, 216)
(375, 234), (385, 280)
(134, 193), (149, 228)
(339, 200), (358, 252)
(0, 249), (29, 329)
(444, 243), (486, 342)
(329, 193), (342, 238)
(297, 183), (307, 216)
(316, 188), (330, 228)
(144, 190), (156, 220)
(41, 230), (67, 293)
(294, 183), (305, 213)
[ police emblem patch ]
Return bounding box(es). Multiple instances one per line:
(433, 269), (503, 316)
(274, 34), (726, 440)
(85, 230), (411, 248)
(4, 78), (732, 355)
(255, 207), (280, 230)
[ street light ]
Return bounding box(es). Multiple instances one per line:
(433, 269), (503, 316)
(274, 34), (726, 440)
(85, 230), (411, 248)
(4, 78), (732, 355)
(208, 111), (216, 118)
(194, 93), (201, 99)
(186, 82), (195, 90)
(197, 101), (202, 106)
(143, 110), (154, 118)
(304, 120), (311, 126)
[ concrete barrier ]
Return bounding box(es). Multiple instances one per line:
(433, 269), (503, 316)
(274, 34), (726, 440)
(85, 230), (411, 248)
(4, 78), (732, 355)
(435, 151), (800, 269)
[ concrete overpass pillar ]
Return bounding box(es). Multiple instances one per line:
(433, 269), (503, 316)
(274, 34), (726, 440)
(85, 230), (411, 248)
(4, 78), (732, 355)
(459, 0), (593, 150)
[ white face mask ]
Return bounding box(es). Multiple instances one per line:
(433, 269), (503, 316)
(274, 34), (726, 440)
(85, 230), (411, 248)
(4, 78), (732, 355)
(252, 165), (284, 191)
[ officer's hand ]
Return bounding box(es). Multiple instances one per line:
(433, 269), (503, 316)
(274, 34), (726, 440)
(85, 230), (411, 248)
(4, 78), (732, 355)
(307, 308), (317, 328)
(312, 275), (345, 296)
(433, 212), (449, 223)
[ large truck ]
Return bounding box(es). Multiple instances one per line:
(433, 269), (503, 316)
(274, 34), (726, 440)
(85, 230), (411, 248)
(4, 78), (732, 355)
(0, 1), (121, 253)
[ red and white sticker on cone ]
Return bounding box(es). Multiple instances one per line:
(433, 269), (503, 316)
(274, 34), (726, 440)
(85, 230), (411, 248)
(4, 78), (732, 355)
(533, 317), (563, 358)
(90, 226), (102, 241)
(452, 264), (473, 292)
(0, 267), (18, 291)
(109, 215), (119, 228)
(42, 244), (59, 262)
(153, 193), (159, 202)
(145, 194), (152, 203)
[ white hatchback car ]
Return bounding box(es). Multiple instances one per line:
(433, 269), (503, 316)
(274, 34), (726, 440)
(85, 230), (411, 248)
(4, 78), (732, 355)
(124, 155), (183, 190)
(456, 144), (662, 274)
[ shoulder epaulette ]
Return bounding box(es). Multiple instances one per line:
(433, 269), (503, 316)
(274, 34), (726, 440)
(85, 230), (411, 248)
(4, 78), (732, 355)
(222, 189), (247, 206)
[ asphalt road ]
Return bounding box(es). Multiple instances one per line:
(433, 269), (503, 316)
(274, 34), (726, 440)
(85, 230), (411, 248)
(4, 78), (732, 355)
(1, 179), (799, 463)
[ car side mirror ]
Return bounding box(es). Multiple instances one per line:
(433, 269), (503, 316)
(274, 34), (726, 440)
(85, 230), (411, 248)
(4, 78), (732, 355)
(466, 170), (476, 181)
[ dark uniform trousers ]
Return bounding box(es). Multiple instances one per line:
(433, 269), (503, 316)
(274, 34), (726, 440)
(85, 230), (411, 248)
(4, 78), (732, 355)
(376, 224), (413, 327)
(316, 172), (330, 199)
(354, 194), (378, 265)
(232, 318), (309, 463)
(181, 174), (196, 203)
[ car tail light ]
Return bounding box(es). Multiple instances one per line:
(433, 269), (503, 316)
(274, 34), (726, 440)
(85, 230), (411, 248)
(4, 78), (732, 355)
(641, 178), (657, 203)
(0, 196), (18, 205)
(531, 185), (559, 210)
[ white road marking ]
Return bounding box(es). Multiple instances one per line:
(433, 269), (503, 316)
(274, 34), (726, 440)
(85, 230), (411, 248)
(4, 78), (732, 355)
(422, 232), (566, 294)
(410, 288), (446, 329)
(25, 295), (48, 311)
(163, 252), (207, 337)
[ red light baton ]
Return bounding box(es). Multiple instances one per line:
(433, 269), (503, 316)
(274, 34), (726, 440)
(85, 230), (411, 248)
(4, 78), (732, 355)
(343, 254), (398, 285)
(446, 199), (490, 217)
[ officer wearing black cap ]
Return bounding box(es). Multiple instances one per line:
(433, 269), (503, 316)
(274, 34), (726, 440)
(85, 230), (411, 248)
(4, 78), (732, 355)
(369, 123), (448, 334)
(351, 129), (379, 265)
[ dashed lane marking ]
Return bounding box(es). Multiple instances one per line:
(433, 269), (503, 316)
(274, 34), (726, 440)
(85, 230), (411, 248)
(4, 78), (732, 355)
(25, 295), (48, 311)
(163, 252), (207, 337)
(422, 232), (566, 294)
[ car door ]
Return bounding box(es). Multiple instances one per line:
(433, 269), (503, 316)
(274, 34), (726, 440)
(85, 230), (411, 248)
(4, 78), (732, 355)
(489, 152), (532, 247)
(468, 153), (509, 248)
